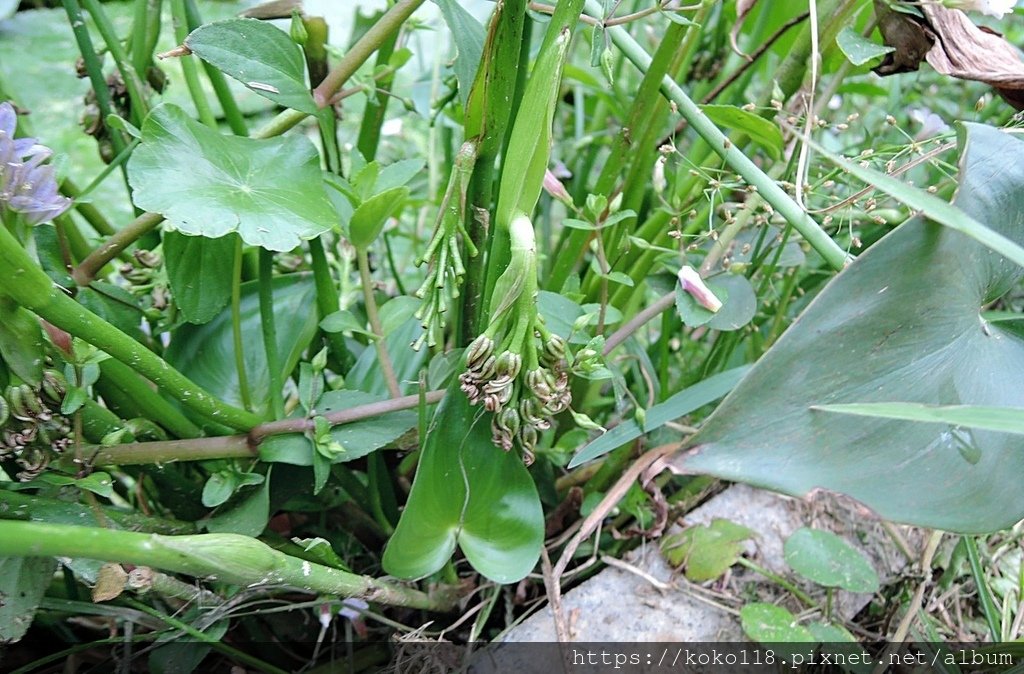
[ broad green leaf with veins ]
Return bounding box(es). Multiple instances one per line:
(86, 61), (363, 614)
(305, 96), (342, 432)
(128, 104), (337, 252)
(683, 124), (1024, 533)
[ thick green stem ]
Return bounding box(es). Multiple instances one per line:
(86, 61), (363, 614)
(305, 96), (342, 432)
(231, 238), (253, 412)
(0, 520), (461, 612)
(589, 0), (850, 272)
(72, 212), (163, 286)
(308, 237), (353, 368)
(357, 248), (402, 399)
(88, 390), (445, 465)
(460, 0), (527, 343)
(312, 0), (426, 108)
(0, 225), (260, 431)
(97, 359), (202, 438)
(258, 248), (284, 419)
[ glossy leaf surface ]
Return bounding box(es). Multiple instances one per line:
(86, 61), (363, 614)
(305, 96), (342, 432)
(128, 104), (336, 252)
(684, 124), (1024, 533)
(185, 18), (317, 114)
(165, 275), (317, 416)
(163, 231), (235, 325)
(382, 386), (543, 583)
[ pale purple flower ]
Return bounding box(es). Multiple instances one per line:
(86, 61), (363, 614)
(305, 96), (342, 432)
(543, 169), (574, 206)
(678, 265), (722, 313)
(0, 101), (72, 225)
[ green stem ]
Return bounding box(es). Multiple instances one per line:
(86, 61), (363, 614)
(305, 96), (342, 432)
(0, 520), (461, 611)
(356, 17), (400, 160)
(308, 236), (353, 368)
(0, 225), (260, 431)
(231, 237), (253, 412)
(182, 0), (249, 136)
(81, 0), (150, 124)
(88, 390), (445, 465)
(60, 0), (129, 158)
(129, 0), (153, 76)
(71, 211), (164, 286)
(590, 0), (850, 272)
(124, 598), (287, 674)
(357, 248), (402, 399)
(460, 0), (527, 343)
(169, 0), (217, 129)
(61, 181), (115, 237)
(312, 0), (426, 108)
(259, 248), (284, 419)
(98, 359), (203, 438)
(736, 557), (816, 608)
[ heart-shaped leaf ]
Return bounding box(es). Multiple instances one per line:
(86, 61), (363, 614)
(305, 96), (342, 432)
(682, 123), (1024, 533)
(784, 528), (879, 593)
(382, 385), (543, 583)
(740, 603), (816, 643)
(165, 274), (317, 417)
(661, 518), (753, 582)
(184, 18), (317, 114)
(128, 104), (336, 252)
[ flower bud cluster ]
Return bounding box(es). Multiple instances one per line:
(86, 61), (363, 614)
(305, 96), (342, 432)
(0, 371), (73, 481)
(460, 325), (571, 465)
(414, 143), (478, 350)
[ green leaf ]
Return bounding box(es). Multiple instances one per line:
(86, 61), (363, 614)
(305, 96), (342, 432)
(568, 366), (749, 468)
(684, 124), (1024, 533)
(128, 104), (336, 252)
(348, 186), (409, 250)
(36, 471), (114, 498)
(699, 104), (783, 160)
(202, 471), (236, 508)
(383, 386), (543, 583)
(260, 390), (418, 465)
(661, 518), (753, 582)
(784, 528), (879, 593)
(675, 280), (729, 328)
(319, 310), (373, 336)
(0, 296), (44, 385)
(740, 603), (816, 643)
(205, 470), (270, 537)
(431, 0), (485, 107)
(707, 274), (757, 331)
(836, 27), (895, 66)
(163, 231), (236, 325)
(165, 274), (317, 417)
(184, 18), (317, 114)
(347, 314), (426, 397)
(0, 556), (56, 642)
(814, 403), (1024, 435)
(376, 158), (427, 193)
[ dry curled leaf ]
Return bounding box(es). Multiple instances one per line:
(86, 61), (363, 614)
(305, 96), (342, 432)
(91, 563), (127, 603)
(874, 1), (1024, 108)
